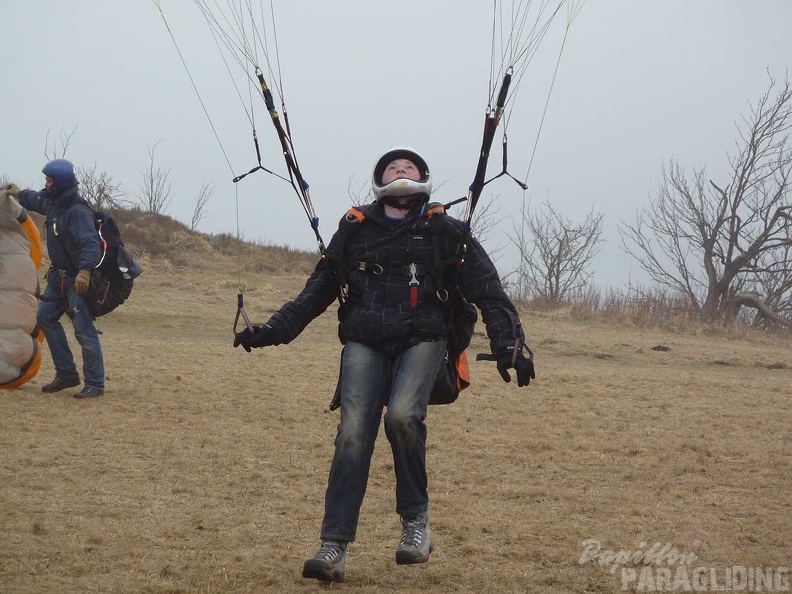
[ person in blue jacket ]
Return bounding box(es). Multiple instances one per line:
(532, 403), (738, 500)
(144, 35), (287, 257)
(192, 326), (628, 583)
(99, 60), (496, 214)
(6, 159), (105, 398)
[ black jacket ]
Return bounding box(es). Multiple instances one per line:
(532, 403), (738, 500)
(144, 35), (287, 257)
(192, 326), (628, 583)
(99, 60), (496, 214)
(265, 201), (524, 357)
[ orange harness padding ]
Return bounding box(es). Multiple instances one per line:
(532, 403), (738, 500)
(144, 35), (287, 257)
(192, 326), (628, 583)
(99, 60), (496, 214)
(345, 207), (367, 223)
(456, 351), (471, 392)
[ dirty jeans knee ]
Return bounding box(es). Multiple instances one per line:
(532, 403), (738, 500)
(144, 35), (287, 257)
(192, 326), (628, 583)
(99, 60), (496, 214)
(384, 340), (445, 518)
(321, 342), (389, 541)
(68, 290), (105, 389)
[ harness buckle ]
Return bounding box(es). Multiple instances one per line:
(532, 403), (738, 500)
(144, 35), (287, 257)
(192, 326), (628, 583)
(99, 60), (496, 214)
(356, 261), (384, 274)
(408, 263), (420, 287)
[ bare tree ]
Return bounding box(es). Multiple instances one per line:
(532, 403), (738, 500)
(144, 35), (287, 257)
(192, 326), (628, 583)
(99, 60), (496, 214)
(43, 125), (78, 160)
(347, 175), (372, 206)
(77, 164), (124, 210)
(467, 194), (506, 262)
(511, 198), (604, 302)
(136, 141), (173, 215)
(620, 74), (792, 325)
(191, 179), (215, 231)
(736, 240), (792, 328)
(507, 194), (533, 301)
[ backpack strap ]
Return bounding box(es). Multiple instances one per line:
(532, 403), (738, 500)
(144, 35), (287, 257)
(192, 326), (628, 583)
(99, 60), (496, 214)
(325, 206), (369, 260)
(323, 205), (377, 300)
(345, 207), (367, 224)
(337, 207), (385, 272)
(420, 202), (467, 303)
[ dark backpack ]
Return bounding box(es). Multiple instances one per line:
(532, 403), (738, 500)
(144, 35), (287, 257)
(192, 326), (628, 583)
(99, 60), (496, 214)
(429, 292), (477, 405)
(57, 204), (142, 318)
(327, 203), (477, 408)
(86, 212), (142, 318)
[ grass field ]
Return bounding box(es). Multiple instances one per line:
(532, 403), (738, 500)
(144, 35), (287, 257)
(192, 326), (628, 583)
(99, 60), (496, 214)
(2, 253), (791, 594)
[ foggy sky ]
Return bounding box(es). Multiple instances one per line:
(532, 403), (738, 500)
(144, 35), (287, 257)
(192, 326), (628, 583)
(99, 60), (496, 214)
(3, 1), (791, 288)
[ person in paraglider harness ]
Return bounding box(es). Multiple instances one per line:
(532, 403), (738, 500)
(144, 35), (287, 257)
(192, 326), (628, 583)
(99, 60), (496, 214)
(6, 159), (106, 399)
(233, 147), (535, 583)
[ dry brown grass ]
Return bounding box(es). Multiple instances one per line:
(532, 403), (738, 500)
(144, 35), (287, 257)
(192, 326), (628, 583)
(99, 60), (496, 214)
(1, 230), (791, 593)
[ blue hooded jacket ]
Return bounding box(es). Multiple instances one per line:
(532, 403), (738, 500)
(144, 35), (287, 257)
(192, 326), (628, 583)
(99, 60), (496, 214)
(17, 183), (101, 275)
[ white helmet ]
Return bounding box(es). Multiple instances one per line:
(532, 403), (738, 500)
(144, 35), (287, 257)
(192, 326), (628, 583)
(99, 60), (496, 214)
(371, 147), (432, 201)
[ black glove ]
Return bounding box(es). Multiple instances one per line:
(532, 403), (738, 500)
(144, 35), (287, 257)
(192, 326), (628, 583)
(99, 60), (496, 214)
(496, 350), (535, 387)
(233, 324), (276, 352)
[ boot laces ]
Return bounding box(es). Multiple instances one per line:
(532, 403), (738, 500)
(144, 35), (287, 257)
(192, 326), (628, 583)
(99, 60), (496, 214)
(400, 516), (425, 547)
(315, 540), (345, 562)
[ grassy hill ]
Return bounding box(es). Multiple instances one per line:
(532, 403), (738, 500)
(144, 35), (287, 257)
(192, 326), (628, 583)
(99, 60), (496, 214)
(1, 212), (791, 593)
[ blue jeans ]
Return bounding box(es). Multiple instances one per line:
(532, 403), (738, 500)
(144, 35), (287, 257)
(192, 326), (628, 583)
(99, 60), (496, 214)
(320, 340), (446, 542)
(37, 272), (105, 389)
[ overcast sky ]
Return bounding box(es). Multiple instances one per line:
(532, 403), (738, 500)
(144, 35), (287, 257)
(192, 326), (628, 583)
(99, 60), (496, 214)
(3, 1), (791, 289)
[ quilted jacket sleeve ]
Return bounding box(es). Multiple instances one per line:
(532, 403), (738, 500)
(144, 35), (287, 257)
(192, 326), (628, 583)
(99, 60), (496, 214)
(265, 258), (339, 344)
(456, 233), (525, 357)
(16, 189), (49, 216)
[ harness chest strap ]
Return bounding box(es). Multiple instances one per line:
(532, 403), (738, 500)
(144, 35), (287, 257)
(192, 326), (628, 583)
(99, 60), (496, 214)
(323, 207), (368, 299)
(408, 263), (420, 308)
(331, 204), (460, 306)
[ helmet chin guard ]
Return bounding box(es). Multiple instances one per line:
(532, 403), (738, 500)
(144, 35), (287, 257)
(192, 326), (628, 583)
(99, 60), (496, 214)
(371, 147), (432, 201)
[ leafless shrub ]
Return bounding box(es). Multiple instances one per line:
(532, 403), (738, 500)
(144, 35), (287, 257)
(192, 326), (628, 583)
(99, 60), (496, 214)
(136, 140), (173, 215)
(469, 194), (505, 261)
(516, 284), (711, 331)
(347, 175), (373, 207)
(43, 125), (78, 160)
(510, 197), (604, 302)
(191, 180), (215, 232)
(77, 164), (126, 210)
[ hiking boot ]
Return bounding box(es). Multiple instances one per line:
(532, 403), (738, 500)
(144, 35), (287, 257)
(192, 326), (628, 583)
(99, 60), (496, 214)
(396, 511), (433, 565)
(302, 540), (347, 583)
(41, 376), (80, 393)
(73, 386), (104, 399)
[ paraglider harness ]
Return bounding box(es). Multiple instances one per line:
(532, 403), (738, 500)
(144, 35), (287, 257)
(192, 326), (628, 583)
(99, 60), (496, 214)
(50, 201), (142, 318)
(324, 201), (477, 409)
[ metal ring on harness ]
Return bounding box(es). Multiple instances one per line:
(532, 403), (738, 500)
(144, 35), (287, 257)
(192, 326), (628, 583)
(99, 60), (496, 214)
(436, 288), (449, 302)
(356, 261), (384, 274)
